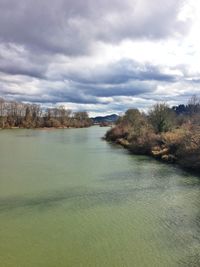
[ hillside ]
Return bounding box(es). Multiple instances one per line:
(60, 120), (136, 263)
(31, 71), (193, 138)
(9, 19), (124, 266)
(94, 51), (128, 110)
(91, 114), (119, 124)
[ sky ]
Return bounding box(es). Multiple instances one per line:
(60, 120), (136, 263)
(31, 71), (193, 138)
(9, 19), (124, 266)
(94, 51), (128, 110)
(0, 0), (200, 116)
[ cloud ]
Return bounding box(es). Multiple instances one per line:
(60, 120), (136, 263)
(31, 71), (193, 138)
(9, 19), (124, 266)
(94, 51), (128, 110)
(0, 50), (197, 115)
(61, 59), (178, 84)
(0, 0), (199, 115)
(0, 0), (189, 56)
(0, 43), (48, 78)
(0, 57), (186, 108)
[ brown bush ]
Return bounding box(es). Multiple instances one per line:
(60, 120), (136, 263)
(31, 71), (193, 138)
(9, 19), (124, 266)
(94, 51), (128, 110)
(177, 126), (200, 170)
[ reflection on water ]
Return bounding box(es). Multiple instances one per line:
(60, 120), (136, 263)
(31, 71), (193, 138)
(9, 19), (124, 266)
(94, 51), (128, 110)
(0, 127), (200, 267)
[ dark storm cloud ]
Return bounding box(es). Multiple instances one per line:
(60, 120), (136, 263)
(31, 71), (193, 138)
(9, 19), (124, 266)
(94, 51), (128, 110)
(0, 66), (43, 79)
(83, 83), (152, 98)
(7, 94), (101, 105)
(0, 43), (48, 78)
(65, 59), (177, 85)
(0, 0), (188, 56)
(0, 57), (183, 105)
(41, 59), (178, 100)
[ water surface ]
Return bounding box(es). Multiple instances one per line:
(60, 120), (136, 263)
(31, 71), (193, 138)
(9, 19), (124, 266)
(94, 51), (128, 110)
(0, 127), (200, 266)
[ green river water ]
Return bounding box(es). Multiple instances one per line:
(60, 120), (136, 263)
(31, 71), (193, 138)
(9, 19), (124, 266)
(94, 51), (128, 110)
(0, 126), (200, 267)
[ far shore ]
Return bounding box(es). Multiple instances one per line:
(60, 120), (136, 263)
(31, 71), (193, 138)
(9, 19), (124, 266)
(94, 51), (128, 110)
(0, 126), (91, 130)
(0, 125), (106, 131)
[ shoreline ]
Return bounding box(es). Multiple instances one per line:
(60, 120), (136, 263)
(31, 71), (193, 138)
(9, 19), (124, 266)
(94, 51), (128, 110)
(104, 137), (200, 176)
(0, 126), (92, 130)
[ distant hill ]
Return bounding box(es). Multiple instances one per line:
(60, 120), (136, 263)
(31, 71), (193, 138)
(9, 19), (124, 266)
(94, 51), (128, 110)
(91, 114), (119, 124)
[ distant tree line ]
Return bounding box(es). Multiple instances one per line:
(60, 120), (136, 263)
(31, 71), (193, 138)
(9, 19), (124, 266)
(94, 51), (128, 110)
(172, 95), (200, 116)
(105, 95), (200, 172)
(0, 98), (92, 129)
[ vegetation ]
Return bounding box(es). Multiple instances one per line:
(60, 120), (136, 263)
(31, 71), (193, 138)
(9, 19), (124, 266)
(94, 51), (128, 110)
(105, 96), (200, 172)
(0, 98), (92, 129)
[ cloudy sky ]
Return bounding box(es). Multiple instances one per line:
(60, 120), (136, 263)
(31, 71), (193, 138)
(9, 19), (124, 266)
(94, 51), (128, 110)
(0, 0), (200, 116)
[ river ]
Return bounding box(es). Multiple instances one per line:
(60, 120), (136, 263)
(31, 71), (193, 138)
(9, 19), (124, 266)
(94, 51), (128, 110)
(0, 126), (200, 266)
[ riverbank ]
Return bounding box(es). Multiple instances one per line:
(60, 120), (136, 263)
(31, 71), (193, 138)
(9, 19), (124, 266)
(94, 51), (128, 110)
(105, 133), (200, 173)
(0, 98), (92, 129)
(0, 126), (92, 130)
(105, 104), (200, 173)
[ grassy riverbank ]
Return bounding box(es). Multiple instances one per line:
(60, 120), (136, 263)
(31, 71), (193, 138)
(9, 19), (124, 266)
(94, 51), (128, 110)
(105, 96), (200, 172)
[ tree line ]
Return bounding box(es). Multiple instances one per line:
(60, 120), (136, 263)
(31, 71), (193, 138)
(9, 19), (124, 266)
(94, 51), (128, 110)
(105, 95), (200, 172)
(0, 98), (92, 128)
